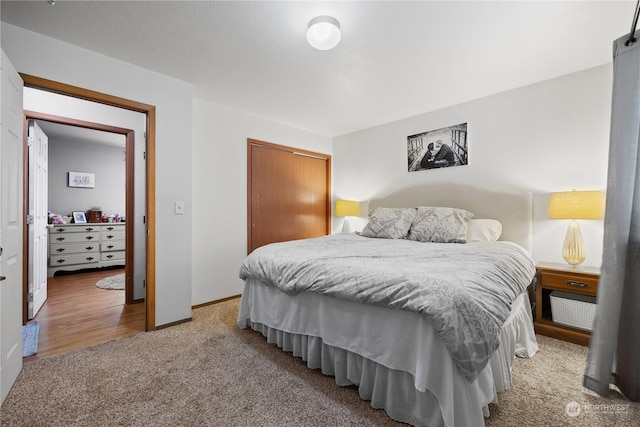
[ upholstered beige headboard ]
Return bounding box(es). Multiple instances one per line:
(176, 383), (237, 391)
(368, 183), (533, 252)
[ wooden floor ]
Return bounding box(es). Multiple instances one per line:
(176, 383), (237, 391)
(24, 268), (146, 362)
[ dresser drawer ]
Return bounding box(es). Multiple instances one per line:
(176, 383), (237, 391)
(50, 231), (100, 244)
(101, 251), (125, 262)
(49, 242), (99, 255)
(50, 253), (100, 267)
(101, 229), (125, 241)
(101, 241), (126, 252)
(539, 270), (598, 296)
(50, 225), (101, 234)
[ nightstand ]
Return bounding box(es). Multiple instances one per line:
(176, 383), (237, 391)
(534, 262), (600, 346)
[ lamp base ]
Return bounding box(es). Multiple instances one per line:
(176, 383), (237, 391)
(342, 217), (351, 233)
(563, 220), (586, 267)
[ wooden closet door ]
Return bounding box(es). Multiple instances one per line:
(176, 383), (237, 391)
(248, 140), (330, 253)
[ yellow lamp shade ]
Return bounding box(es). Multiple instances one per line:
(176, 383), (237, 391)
(549, 190), (605, 267)
(335, 200), (360, 217)
(548, 190), (605, 220)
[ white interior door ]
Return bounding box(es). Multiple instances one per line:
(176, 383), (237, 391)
(28, 120), (48, 319)
(0, 50), (24, 405)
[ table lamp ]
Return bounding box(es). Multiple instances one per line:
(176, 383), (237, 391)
(548, 190), (605, 267)
(335, 200), (360, 233)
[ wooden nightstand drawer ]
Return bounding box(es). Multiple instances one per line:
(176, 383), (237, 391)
(534, 262), (600, 346)
(539, 271), (598, 296)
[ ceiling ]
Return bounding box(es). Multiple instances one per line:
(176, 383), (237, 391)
(1, 1), (636, 137)
(34, 120), (126, 148)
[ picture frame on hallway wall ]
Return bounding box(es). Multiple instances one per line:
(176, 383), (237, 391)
(68, 171), (95, 188)
(407, 123), (468, 172)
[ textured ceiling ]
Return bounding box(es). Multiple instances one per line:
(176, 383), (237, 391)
(1, 1), (635, 137)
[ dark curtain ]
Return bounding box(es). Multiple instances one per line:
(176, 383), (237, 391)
(583, 32), (640, 401)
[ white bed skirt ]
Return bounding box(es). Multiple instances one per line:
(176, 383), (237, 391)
(238, 278), (538, 427)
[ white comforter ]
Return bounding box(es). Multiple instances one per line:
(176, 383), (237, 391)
(239, 233), (536, 381)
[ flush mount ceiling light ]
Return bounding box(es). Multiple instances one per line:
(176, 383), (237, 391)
(306, 16), (341, 50)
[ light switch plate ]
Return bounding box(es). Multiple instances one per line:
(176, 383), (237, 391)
(175, 201), (185, 215)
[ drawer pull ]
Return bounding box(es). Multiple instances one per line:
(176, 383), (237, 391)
(106, 254), (114, 259)
(85, 227), (94, 231)
(56, 259), (66, 264)
(56, 248), (65, 252)
(86, 246), (94, 251)
(86, 236), (95, 240)
(107, 245), (114, 249)
(56, 228), (66, 233)
(565, 280), (590, 288)
(106, 235), (114, 239)
(56, 237), (65, 241)
(86, 257), (95, 261)
(107, 227), (114, 231)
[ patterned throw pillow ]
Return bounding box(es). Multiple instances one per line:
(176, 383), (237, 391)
(359, 207), (417, 239)
(407, 206), (474, 243)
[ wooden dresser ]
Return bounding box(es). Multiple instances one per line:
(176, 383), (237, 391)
(48, 223), (125, 277)
(534, 262), (600, 345)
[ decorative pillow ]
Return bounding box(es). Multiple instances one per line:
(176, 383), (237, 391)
(407, 206), (474, 243)
(359, 207), (417, 239)
(466, 219), (503, 242)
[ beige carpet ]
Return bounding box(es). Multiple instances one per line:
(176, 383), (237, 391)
(1, 298), (638, 426)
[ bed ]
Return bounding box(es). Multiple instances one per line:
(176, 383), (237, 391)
(237, 184), (538, 426)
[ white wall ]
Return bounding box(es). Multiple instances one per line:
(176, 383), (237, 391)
(47, 139), (125, 217)
(191, 98), (332, 305)
(4, 23), (194, 325)
(333, 65), (612, 268)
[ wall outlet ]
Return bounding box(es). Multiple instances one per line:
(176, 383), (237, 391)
(175, 201), (185, 215)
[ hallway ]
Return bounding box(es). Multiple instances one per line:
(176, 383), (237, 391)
(24, 268), (145, 362)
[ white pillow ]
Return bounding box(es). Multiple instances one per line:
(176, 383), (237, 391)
(466, 219), (503, 242)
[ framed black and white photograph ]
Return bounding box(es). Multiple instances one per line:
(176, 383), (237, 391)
(68, 171), (95, 188)
(407, 123), (468, 172)
(72, 211), (87, 224)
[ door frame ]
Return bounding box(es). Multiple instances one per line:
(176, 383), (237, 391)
(20, 74), (156, 331)
(24, 111), (136, 310)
